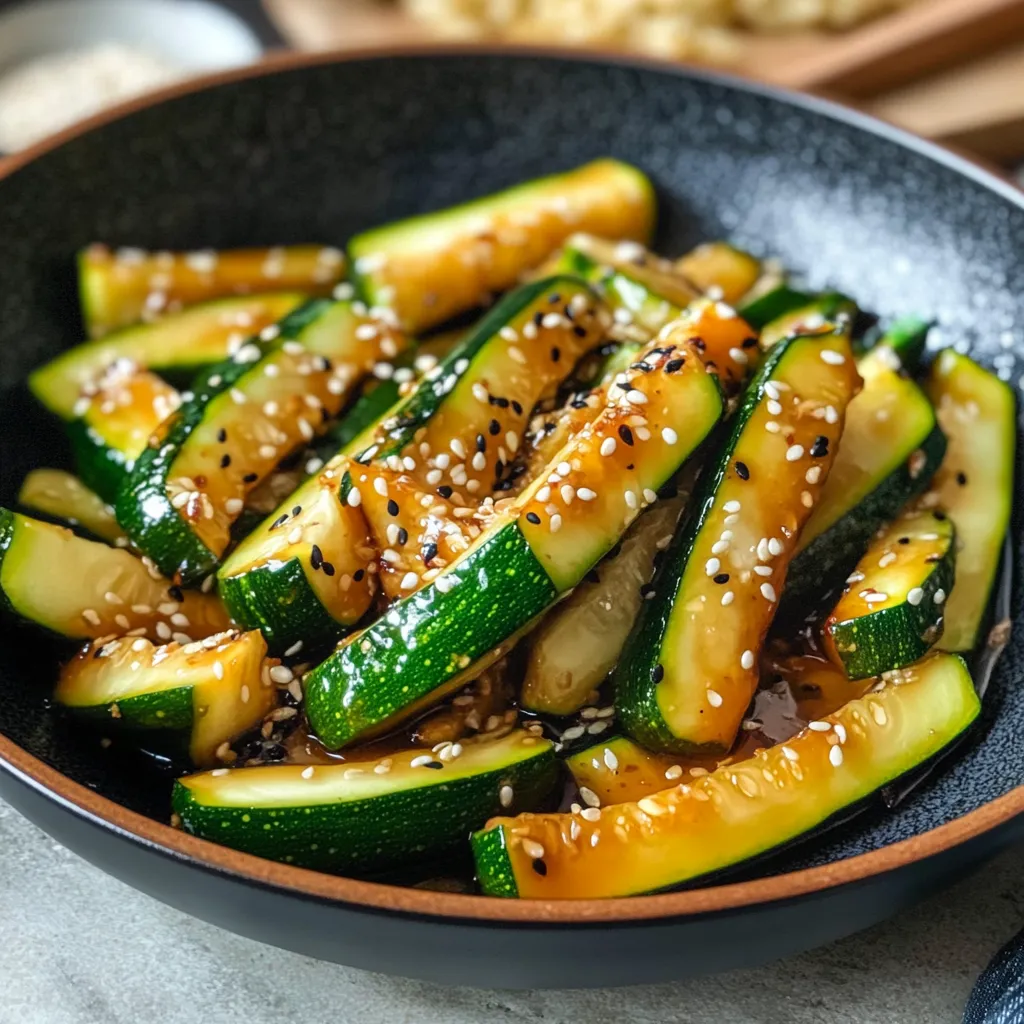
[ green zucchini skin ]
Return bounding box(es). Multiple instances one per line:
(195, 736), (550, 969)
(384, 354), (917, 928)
(305, 524), (558, 748)
(116, 299), (338, 584)
(758, 292), (857, 349)
(172, 731), (558, 873)
(825, 509), (956, 679)
(67, 419), (133, 504)
(781, 422), (947, 620)
(65, 684), (195, 733)
(877, 315), (931, 371)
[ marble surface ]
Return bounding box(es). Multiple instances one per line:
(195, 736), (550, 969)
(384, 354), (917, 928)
(0, 798), (1020, 1024)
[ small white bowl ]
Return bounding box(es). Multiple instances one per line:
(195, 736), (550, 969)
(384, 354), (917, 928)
(0, 0), (264, 75)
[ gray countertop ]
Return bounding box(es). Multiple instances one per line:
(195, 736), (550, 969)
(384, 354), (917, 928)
(1, 797), (1020, 1024)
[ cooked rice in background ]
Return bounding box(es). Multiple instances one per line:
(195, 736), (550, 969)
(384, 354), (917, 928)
(402, 0), (917, 61)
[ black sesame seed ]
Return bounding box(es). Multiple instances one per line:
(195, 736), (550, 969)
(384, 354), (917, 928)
(956, 472), (968, 486)
(735, 461), (750, 480)
(220, 453), (231, 469)
(310, 544), (324, 570)
(934, 511), (947, 521)
(742, 336), (758, 348)
(651, 663), (665, 683)
(563, 303), (575, 320)
(494, 479), (514, 491)
(548, 292), (561, 304)
(489, 419), (501, 435)
(353, 569), (365, 582)
(551, 347), (561, 363)
(476, 434), (486, 452)
(664, 358), (685, 373)
(572, 325), (587, 337)
(216, 428), (227, 442)
(615, 380), (632, 392)
(243, 472), (258, 483)
(292, 505), (302, 516)
(630, 360), (653, 373)
(270, 513), (288, 530)
(321, 562), (335, 576)
(713, 573), (730, 585)
(810, 435), (830, 458)
(511, 400), (523, 415)
(693, 338), (706, 351)
(618, 425), (634, 446)
(525, 512), (541, 525)
(437, 485), (453, 499)
(531, 858), (548, 876)
(397, 527), (409, 546)
(425, 761), (444, 770)
(387, 499), (399, 517)
(422, 542), (438, 563)
(571, 396), (589, 409)
(533, 311), (544, 327)
(494, 459), (505, 478)
(899, 536), (910, 544)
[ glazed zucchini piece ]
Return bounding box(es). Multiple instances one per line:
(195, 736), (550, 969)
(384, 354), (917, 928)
(474, 651), (979, 898)
(55, 630), (274, 766)
(782, 343), (947, 615)
(565, 735), (682, 805)
(30, 293), (307, 418)
(173, 730), (558, 872)
(304, 336), (725, 749)
(521, 494), (686, 716)
(17, 469), (125, 545)
(675, 242), (761, 304)
(65, 360), (181, 502)
(925, 350), (1016, 651)
(824, 507), (955, 679)
(614, 328), (861, 756)
(0, 509), (232, 641)
(349, 158), (655, 332)
(759, 292), (856, 349)
(78, 244), (342, 337)
(552, 233), (700, 336)
(117, 299), (406, 584)
(348, 277), (609, 599)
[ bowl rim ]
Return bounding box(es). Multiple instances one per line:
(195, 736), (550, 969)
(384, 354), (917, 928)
(0, 42), (1021, 925)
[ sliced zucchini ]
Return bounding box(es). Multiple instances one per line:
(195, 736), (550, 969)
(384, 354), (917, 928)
(30, 293), (307, 418)
(55, 630), (275, 766)
(17, 469), (125, 545)
(349, 159), (654, 332)
(760, 292), (856, 349)
(925, 351), (1016, 651)
(305, 337), (725, 749)
(875, 315), (931, 371)
(0, 509), (232, 641)
(474, 651), (979, 898)
(565, 735), (680, 805)
(117, 299), (406, 584)
(675, 242), (761, 305)
(736, 275), (800, 329)
(824, 507), (955, 679)
(521, 494), (686, 716)
(782, 344), (947, 614)
(172, 730), (558, 872)
(78, 244), (342, 337)
(552, 233), (699, 336)
(66, 360), (181, 502)
(614, 328), (861, 755)
(350, 277), (609, 599)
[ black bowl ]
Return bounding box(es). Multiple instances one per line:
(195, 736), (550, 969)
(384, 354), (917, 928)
(0, 47), (1022, 989)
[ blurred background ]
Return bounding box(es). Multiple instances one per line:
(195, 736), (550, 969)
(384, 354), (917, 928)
(0, 0), (1022, 171)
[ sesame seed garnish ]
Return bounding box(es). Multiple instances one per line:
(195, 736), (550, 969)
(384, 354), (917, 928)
(550, 514), (562, 533)
(618, 425), (634, 446)
(907, 587), (925, 606)
(499, 785), (514, 808)
(829, 745), (844, 767)
(808, 721), (831, 732)
(410, 755), (433, 768)
(933, 588), (946, 604)
(346, 488), (362, 507)
(820, 349), (846, 365)
(740, 649), (754, 670)
(760, 583), (777, 602)
(765, 421), (781, 433)
(577, 487), (597, 502)
(786, 444), (805, 462)
(729, 348), (748, 365)
(723, 499), (741, 513)
(624, 490), (638, 510)
(525, 511), (541, 525)
(721, 591), (735, 606)
(707, 689), (723, 707)
(711, 540), (729, 555)
(400, 572), (419, 590)
(781, 746), (799, 761)
(579, 786), (601, 808)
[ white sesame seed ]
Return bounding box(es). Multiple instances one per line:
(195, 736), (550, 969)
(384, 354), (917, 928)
(729, 347), (749, 365)
(624, 490), (638, 510)
(781, 746), (799, 761)
(410, 755), (434, 768)
(603, 748), (619, 770)
(579, 786), (601, 808)
(863, 592), (888, 604)
(834, 722), (847, 744)
(577, 487), (597, 502)
(829, 745), (844, 767)
(557, 461), (572, 477)
(786, 444), (805, 462)
(600, 437), (617, 457)
(560, 484), (575, 505)
(711, 540), (730, 555)
(346, 487), (362, 507)
(765, 421), (781, 433)
(768, 537), (784, 556)
(706, 688), (723, 707)
(400, 572), (419, 590)
(825, 405), (839, 424)
(705, 557), (721, 576)
(933, 588), (946, 604)
(499, 785), (514, 808)
(550, 514), (562, 533)
(821, 350), (846, 365)
(767, 400), (783, 416)
(760, 582), (777, 602)
(878, 552), (897, 568)
(723, 500), (741, 513)
(259, 445), (277, 459)
(764, 382), (780, 400)
(721, 591), (735, 606)
(224, 498), (244, 515)
(642, 488), (658, 504)
(626, 389), (648, 405)
(805, 466), (822, 485)
(906, 587), (925, 606)
(664, 765), (683, 780)
(741, 649), (755, 670)
(808, 721), (831, 732)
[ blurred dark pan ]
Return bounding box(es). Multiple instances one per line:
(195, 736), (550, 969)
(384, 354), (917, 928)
(0, 46), (1021, 989)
